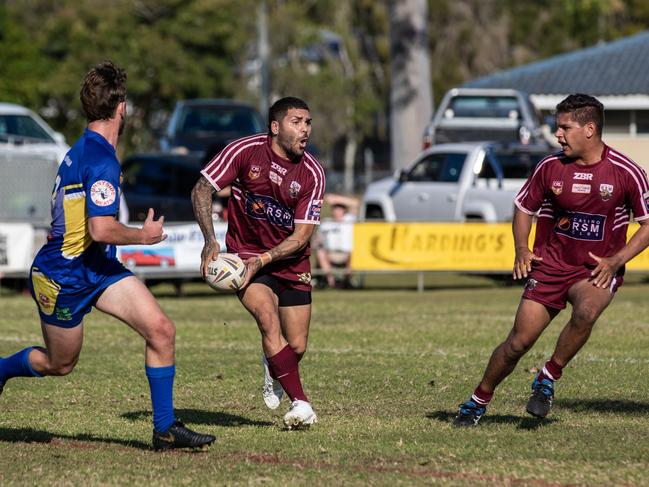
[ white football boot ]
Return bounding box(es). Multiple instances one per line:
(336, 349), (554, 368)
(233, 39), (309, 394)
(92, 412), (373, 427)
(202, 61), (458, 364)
(262, 355), (284, 410)
(283, 400), (318, 429)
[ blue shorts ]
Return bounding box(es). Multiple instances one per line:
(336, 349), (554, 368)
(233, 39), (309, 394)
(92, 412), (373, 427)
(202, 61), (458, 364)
(29, 259), (132, 328)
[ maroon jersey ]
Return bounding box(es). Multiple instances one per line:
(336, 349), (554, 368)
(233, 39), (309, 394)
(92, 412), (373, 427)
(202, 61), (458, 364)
(515, 145), (649, 274)
(201, 134), (325, 286)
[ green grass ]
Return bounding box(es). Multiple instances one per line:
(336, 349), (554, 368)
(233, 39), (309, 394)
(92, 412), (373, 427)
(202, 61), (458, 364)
(1, 280), (649, 485)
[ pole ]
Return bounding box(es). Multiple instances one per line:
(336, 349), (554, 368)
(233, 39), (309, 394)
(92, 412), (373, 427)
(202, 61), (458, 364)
(258, 1), (270, 118)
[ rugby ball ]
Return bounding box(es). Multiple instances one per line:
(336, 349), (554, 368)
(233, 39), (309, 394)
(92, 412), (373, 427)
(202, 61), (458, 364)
(205, 253), (247, 292)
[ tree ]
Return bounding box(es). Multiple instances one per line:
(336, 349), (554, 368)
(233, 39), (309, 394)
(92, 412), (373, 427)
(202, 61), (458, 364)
(1, 0), (257, 154)
(389, 0), (432, 169)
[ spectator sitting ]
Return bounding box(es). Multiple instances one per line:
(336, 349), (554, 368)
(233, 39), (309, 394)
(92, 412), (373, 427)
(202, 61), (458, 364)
(315, 194), (358, 288)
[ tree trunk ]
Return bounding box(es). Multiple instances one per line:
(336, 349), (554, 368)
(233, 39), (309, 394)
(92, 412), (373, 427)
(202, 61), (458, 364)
(343, 135), (357, 194)
(389, 0), (432, 170)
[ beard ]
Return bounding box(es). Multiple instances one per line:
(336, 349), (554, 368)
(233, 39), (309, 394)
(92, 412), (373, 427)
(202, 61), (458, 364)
(277, 133), (304, 161)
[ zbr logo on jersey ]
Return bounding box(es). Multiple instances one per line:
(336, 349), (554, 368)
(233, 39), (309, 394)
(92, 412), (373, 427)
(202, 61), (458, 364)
(90, 180), (116, 207)
(245, 193), (294, 228)
(551, 180), (563, 195)
(249, 165), (262, 180)
(554, 211), (605, 241)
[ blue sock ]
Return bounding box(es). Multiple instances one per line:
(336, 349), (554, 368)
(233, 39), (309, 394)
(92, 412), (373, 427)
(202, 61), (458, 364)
(0, 347), (43, 384)
(145, 364), (176, 433)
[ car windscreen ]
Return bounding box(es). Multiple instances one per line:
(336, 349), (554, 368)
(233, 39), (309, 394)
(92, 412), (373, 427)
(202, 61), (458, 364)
(479, 150), (545, 179)
(447, 96), (520, 119)
(178, 106), (263, 134)
(407, 153), (467, 183)
(0, 114), (55, 143)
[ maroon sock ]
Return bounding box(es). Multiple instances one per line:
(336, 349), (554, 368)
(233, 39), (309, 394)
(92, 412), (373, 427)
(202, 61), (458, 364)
(267, 345), (308, 402)
(267, 362), (278, 380)
(471, 385), (493, 406)
(538, 358), (563, 382)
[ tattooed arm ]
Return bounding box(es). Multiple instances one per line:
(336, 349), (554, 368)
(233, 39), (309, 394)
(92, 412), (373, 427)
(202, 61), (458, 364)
(240, 223), (317, 287)
(191, 176), (220, 277)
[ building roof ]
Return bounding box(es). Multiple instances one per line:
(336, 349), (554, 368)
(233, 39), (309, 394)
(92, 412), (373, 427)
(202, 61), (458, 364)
(464, 31), (649, 99)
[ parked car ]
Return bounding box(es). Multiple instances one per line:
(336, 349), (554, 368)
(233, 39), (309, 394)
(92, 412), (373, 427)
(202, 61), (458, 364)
(121, 248), (176, 267)
(121, 153), (205, 222)
(360, 142), (550, 222)
(0, 102), (70, 225)
(0, 102), (69, 163)
(160, 99), (265, 157)
(422, 88), (548, 150)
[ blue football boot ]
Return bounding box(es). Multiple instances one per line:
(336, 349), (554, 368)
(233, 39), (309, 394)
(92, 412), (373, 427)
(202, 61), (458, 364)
(526, 374), (554, 418)
(453, 399), (486, 427)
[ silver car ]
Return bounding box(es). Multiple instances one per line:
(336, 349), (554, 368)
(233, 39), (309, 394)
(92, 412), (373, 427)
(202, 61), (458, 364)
(360, 142), (549, 222)
(0, 102), (69, 164)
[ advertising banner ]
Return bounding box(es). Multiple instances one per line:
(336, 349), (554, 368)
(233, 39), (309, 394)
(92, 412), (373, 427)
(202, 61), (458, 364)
(117, 222), (228, 276)
(351, 222), (531, 271)
(625, 224), (649, 271)
(351, 222), (649, 272)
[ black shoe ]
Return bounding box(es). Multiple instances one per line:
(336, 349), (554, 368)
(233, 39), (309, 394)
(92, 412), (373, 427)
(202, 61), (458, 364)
(152, 421), (216, 451)
(526, 375), (554, 418)
(453, 400), (486, 427)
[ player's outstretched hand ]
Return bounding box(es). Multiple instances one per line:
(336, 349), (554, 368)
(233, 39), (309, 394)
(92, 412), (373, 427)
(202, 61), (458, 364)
(200, 240), (220, 278)
(513, 246), (542, 280)
(239, 257), (263, 290)
(142, 208), (167, 245)
(589, 251), (622, 289)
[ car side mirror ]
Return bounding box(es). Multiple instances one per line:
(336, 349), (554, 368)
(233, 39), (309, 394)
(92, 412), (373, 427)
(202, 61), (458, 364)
(398, 169), (408, 183)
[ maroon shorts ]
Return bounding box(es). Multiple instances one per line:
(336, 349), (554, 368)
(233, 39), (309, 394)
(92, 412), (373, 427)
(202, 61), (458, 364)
(522, 264), (623, 310)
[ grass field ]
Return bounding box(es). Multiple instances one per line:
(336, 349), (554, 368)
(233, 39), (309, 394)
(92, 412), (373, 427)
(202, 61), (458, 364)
(1, 276), (649, 485)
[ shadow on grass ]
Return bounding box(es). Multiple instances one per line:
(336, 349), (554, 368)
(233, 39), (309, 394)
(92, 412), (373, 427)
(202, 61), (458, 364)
(122, 408), (273, 427)
(557, 398), (649, 414)
(426, 410), (556, 430)
(0, 427), (150, 450)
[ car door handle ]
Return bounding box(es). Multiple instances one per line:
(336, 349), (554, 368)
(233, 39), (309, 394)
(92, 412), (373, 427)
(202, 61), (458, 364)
(417, 193), (430, 201)
(446, 193), (457, 202)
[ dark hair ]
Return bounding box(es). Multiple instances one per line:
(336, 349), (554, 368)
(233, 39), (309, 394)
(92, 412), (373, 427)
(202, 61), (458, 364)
(556, 94), (604, 136)
(268, 96), (309, 133)
(80, 60), (127, 122)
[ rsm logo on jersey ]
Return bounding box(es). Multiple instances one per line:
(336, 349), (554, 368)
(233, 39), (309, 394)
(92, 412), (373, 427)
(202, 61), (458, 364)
(245, 193), (294, 228)
(554, 211), (605, 241)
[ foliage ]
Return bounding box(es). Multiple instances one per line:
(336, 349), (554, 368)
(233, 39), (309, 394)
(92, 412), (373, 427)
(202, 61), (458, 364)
(2, 0), (257, 154)
(1, 0), (648, 161)
(1, 282), (649, 484)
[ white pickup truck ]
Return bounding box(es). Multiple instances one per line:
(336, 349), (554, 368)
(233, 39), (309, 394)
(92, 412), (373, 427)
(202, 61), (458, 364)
(360, 142), (550, 222)
(421, 87), (548, 149)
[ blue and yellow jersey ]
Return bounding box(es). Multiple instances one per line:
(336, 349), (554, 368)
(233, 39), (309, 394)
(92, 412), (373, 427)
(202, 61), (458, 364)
(32, 129), (122, 284)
